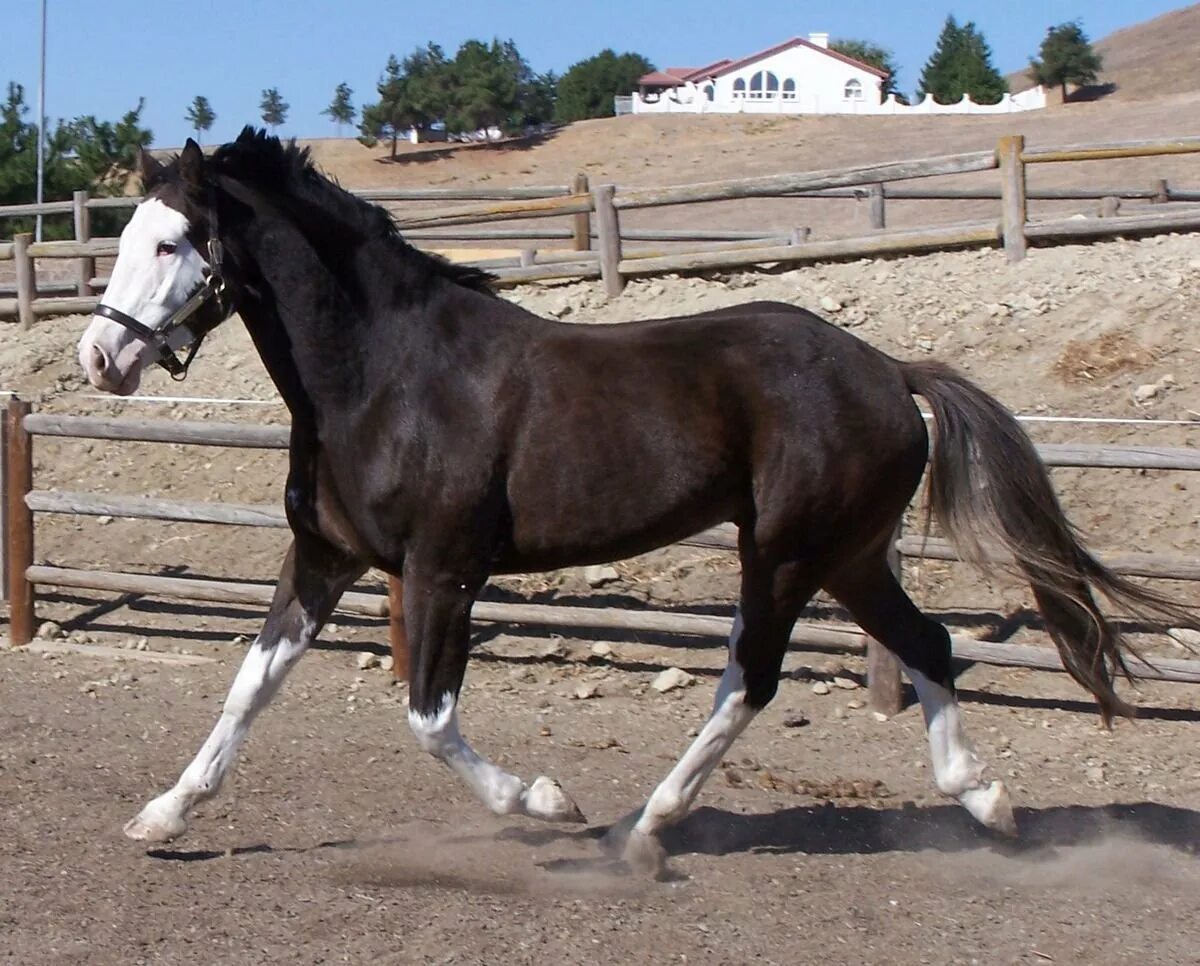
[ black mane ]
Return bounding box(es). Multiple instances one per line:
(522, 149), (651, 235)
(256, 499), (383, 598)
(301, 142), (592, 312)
(209, 127), (496, 297)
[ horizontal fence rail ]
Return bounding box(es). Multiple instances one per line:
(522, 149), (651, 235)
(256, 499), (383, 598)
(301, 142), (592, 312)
(7, 400), (1200, 713)
(5, 134), (1200, 319)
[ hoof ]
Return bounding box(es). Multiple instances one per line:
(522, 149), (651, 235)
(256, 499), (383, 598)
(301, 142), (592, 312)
(959, 780), (1017, 837)
(124, 805), (188, 844)
(623, 829), (670, 881)
(524, 776), (587, 824)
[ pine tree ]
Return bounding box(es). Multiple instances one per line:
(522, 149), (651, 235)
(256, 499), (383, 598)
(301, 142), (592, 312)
(185, 96), (215, 144)
(1029, 21), (1103, 100)
(322, 82), (356, 137)
(259, 88), (289, 132)
(917, 15), (1008, 105)
(554, 50), (653, 122)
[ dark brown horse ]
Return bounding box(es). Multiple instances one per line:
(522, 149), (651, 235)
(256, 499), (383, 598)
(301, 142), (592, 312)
(77, 130), (1188, 877)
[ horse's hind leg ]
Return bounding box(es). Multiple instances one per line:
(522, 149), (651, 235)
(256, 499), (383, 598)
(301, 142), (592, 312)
(123, 539), (363, 843)
(615, 554), (818, 877)
(827, 557), (1016, 835)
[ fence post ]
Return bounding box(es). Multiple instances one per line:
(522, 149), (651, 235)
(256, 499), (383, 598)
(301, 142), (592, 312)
(572, 172), (591, 251)
(867, 523), (905, 716)
(593, 184), (624, 297)
(387, 575), (409, 681)
(14, 233), (35, 331)
(869, 182), (886, 229)
(997, 135), (1027, 263)
(73, 190), (95, 296)
(6, 397), (35, 646)
(1151, 178), (1169, 204)
(0, 406), (7, 603)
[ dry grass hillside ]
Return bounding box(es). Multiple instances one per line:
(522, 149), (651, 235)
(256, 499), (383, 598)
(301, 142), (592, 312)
(1094, 3), (1200, 101)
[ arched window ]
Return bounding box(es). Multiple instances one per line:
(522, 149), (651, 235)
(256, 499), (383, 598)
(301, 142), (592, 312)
(844, 78), (863, 100)
(782, 78), (796, 100)
(703, 84), (714, 101)
(749, 70), (779, 99)
(733, 78), (746, 98)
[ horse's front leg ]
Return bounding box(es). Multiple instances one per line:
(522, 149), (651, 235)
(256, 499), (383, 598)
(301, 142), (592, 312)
(403, 565), (586, 824)
(124, 539), (364, 843)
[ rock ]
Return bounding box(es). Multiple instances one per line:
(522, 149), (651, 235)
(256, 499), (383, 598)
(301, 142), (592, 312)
(380, 655), (395, 672)
(1168, 627), (1200, 650)
(573, 681), (602, 700)
(872, 711), (890, 723)
(538, 639), (567, 659)
(356, 651), (381, 671)
(846, 699), (865, 710)
(96, 515), (113, 525)
(37, 621), (63, 640)
(1086, 765), (1106, 783)
(819, 295), (842, 313)
(651, 667), (696, 693)
(1134, 383), (1160, 403)
(833, 676), (861, 691)
(591, 642), (615, 659)
(811, 681), (831, 695)
(782, 713), (810, 728)
(583, 565), (620, 588)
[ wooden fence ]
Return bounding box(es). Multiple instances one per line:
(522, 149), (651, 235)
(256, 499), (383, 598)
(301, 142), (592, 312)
(7, 397), (1200, 717)
(4, 134), (1200, 324)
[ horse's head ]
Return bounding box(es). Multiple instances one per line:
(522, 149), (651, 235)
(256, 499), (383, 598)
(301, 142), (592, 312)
(78, 139), (232, 394)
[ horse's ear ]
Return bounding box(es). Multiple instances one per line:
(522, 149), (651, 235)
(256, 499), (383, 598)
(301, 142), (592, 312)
(179, 138), (206, 187)
(138, 148), (165, 184)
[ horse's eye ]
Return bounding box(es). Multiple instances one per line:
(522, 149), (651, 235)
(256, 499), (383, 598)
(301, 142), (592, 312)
(156, 241), (178, 256)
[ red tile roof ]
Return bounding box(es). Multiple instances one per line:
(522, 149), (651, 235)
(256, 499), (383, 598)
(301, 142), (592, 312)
(710, 37), (888, 80)
(638, 70), (687, 87)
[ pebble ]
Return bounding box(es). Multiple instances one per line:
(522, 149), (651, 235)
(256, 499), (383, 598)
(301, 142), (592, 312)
(37, 621), (63, 640)
(591, 642), (614, 659)
(832, 676), (861, 691)
(380, 655), (395, 672)
(356, 651), (381, 671)
(583, 565), (620, 588)
(1086, 765), (1106, 783)
(573, 681), (602, 700)
(819, 295), (842, 313)
(651, 667), (696, 693)
(811, 681), (831, 695)
(782, 713), (810, 728)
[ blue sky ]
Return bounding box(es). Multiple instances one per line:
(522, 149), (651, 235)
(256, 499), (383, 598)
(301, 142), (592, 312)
(2, 1), (1188, 148)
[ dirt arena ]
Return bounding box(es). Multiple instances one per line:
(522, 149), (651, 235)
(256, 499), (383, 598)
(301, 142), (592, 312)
(6, 85), (1200, 960)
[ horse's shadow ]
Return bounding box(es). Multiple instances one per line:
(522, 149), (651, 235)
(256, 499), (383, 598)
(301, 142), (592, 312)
(519, 800), (1200, 875)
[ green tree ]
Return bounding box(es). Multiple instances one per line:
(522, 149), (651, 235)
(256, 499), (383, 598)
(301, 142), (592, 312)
(259, 87), (289, 131)
(322, 82), (356, 136)
(1028, 21), (1103, 100)
(1, 82), (150, 239)
(360, 46), (452, 157)
(555, 49), (653, 122)
(917, 15), (1008, 105)
(830, 39), (905, 103)
(185, 95), (216, 144)
(446, 38), (524, 137)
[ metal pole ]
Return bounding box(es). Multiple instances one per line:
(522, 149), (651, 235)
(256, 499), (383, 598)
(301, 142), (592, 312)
(35, 0), (47, 244)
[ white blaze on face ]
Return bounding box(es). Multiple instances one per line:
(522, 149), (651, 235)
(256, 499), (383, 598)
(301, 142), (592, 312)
(78, 197), (209, 394)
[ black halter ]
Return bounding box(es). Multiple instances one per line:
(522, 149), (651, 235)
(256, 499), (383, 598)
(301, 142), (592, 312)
(93, 207), (233, 380)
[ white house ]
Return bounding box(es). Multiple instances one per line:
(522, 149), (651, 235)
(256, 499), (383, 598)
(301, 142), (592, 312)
(618, 33), (1046, 117)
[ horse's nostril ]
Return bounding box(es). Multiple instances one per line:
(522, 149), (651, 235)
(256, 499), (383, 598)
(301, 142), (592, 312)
(90, 344), (109, 374)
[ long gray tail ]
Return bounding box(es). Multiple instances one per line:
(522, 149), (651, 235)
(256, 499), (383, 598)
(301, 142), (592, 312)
(903, 360), (1194, 723)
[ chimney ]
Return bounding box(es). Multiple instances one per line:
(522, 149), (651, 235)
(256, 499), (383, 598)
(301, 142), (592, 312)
(808, 32), (829, 48)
